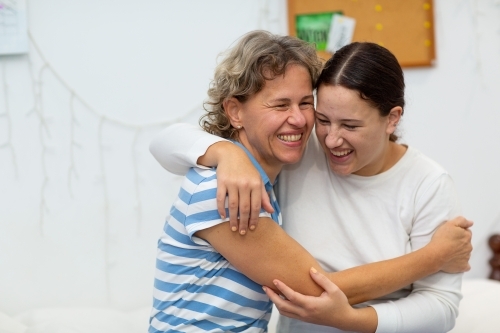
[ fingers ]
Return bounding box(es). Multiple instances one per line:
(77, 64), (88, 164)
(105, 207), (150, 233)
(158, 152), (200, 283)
(222, 184), (240, 232)
(216, 184), (230, 222)
(248, 186), (263, 232)
(451, 216), (474, 229)
(271, 279), (305, 305)
(263, 286), (288, 308)
(237, 179), (263, 235)
(238, 188), (251, 235)
(262, 284), (306, 320)
(261, 183), (274, 214)
(215, 160), (264, 234)
(309, 268), (339, 294)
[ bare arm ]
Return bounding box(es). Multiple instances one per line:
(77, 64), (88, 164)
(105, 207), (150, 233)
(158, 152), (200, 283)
(195, 218), (380, 331)
(200, 142), (274, 234)
(196, 215), (472, 302)
(329, 216), (472, 305)
(196, 217), (325, 296)
(149, 123), (272, 233)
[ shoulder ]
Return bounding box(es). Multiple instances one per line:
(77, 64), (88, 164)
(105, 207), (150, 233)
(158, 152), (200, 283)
(179, 167), (219, 204)
(400, 146), (451, 180)
(184, 167), (217, 185)
(387, 146), (457, 202)
(402, 147), (460, 211)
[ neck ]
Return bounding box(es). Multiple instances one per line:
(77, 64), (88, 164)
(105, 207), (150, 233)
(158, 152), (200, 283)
(382, 141), (407, 172)
(236, 138), (281, 184)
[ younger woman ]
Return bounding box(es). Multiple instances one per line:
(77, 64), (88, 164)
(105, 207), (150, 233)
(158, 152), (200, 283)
(150, 40), (472, 333)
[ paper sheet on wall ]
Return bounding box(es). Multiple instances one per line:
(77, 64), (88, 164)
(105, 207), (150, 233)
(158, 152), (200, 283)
(326, 14), (356, 54)
(0, 0), (28, 55)
(295, 12), (342, 51)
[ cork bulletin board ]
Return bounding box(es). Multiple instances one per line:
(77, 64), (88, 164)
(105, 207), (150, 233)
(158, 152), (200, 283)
(287, 0), (436, 67)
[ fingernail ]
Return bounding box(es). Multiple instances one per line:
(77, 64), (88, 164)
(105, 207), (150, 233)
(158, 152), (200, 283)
(220, 215), (225, 219)
(311, 267), (318, 274)
(262, 286), (267, 292)
(240, 230), (246, 235)
(250, 225), (255, 230)
(231, 226), (237, 232)
(273, 280), (278, 286)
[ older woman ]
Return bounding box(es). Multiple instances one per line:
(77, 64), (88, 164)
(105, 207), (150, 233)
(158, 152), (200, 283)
(149, 33), (472, 333)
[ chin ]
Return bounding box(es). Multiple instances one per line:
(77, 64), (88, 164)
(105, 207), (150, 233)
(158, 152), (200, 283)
(279, 153), (303, 166)
(328, 163), (353, 176)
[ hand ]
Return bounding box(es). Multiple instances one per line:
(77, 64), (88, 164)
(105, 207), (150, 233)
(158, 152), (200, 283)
(429, 216), (473, 273)
(211, 143), (273, 234)
(263, 268), (354, 327)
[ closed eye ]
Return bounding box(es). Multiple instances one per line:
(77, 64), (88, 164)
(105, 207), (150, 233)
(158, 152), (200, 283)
(274, 104), (289, 111)
(343, 124), (358, 130)
(315, 117), (329, 125)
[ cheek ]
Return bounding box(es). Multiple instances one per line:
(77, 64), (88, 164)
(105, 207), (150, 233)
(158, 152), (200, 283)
(314, 124), (327, 140)
(304, 109), (315, 123)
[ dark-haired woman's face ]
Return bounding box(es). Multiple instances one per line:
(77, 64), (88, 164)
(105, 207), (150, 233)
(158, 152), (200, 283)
(315, 85), (398, 176)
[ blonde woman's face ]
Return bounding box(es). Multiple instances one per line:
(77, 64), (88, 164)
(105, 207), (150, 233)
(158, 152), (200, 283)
(237, 64), (315, 177)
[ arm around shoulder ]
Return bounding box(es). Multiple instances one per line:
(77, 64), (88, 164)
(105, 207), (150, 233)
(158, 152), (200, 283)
(149, 123), (228, 175)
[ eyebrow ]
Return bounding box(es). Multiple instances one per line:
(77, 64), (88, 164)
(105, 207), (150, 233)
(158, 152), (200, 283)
(269, 95), (314, 103)
(314, 111), (363, 123)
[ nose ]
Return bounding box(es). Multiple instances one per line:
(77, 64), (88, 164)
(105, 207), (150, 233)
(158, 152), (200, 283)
(288, 105), (307, 128)
(325, 127), (343, 148)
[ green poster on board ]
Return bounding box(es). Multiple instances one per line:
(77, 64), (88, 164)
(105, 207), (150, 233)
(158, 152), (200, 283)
(296, 12), (342, 51)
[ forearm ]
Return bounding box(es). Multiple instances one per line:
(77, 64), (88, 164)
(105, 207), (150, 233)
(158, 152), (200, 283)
(197, 218), (327, 297)
(197, 141), (241, 167)
(330, 245), (441, 305)
(149, 123), (227, 174)
(340, 307), (378, 333)
(370, 272), (462, 333)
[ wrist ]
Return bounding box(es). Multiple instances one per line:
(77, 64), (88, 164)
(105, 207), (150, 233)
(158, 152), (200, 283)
(420, 243), (443, 273)
(337, 307), (377, 333)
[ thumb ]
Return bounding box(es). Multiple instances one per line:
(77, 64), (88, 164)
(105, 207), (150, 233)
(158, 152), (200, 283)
(310, 268), (339, 294)
(261, 183), (274, 214)
(455, 218), (474, 229)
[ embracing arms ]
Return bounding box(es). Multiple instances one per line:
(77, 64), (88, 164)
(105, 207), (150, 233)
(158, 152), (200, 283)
(150, 123), (473, 332)
(195, 215), (471, 333)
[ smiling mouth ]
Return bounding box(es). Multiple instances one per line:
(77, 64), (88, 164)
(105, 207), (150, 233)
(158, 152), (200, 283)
(331, 150), (352, 157)
(277, 134), (302, 142)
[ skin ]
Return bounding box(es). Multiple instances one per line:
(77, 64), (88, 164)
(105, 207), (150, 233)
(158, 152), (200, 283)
(224, 64), (315, 183)
(190, 69), (473, 331)
(259, 84), (471, 330)
(314, 84), (406, 177)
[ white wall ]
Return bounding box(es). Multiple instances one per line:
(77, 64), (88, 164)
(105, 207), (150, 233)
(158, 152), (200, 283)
(0, 0), (499, 315)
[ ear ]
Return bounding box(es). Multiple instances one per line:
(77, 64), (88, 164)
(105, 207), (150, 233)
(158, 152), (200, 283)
(223, 97), (243, 128)
(386, 106), (403, 135)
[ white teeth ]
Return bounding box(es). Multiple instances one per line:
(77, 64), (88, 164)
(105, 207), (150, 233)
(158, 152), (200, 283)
(331, 150), (351, 157)
(278, 134), (302, 142)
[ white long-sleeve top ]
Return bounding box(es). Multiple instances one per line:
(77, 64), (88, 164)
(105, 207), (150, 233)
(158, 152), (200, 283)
(149, 123), (463, 333)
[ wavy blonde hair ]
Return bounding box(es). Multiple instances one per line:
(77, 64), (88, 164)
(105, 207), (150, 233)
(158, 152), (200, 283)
(200, 30), (323, 139)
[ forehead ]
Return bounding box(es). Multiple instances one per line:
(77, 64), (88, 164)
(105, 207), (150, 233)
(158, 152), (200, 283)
(317, 85), (378, 118)
(258, 64), (313, 97)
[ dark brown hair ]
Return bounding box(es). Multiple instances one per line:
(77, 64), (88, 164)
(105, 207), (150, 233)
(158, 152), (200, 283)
(316, 42), (405, 142)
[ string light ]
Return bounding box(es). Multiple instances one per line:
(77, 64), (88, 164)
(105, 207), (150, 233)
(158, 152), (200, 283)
(0, 61), (19, 179)
(97, 116), (112, 299)
(67, 92), (80, 198)
(5, 0), (275, 300)
(26, 27), (205, 299)
(471, 0), (483, 79)
(26, 55), (52, 234)
(132, 128), (143, 236)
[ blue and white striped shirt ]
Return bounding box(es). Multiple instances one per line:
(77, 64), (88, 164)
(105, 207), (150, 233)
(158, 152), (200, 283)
(150, 142), (282, 333)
